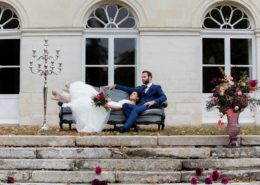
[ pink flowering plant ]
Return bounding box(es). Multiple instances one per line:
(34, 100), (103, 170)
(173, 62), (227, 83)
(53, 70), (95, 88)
(206, 67), (260, 125)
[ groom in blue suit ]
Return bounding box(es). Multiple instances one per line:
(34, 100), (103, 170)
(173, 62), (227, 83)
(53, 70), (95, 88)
(108, 71), (167, 132)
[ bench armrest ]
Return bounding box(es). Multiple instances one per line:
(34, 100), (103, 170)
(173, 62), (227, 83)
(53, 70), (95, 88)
(58, 101), (64, 107)
(160, 101), (168, 108)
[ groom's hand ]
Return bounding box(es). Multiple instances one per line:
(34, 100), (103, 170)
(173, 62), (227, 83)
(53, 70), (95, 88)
(106, 84), (116, 90)
(144, 101), (156, 107)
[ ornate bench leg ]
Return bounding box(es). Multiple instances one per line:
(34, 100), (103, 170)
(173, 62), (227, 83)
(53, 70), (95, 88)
(59, 120), (63, 129)
(161, 123), (165, 130)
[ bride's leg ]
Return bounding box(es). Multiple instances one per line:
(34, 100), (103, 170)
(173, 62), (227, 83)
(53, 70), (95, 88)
(51, 90), (71, 103)
(51, 90), (61, 100)
(59, 93), (71, 103)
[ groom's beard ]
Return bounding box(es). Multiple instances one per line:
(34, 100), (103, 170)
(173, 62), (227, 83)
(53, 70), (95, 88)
(143, 79), (150, 85)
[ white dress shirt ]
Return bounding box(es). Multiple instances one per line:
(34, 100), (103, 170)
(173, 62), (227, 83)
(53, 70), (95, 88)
(145, 83), (153, 93)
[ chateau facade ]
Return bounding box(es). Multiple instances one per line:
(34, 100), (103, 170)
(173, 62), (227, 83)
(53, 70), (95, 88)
(1, 0), (260, 126)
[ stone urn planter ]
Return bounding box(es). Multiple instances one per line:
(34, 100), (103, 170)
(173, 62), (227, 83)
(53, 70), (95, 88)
(226, 112), (240, 147)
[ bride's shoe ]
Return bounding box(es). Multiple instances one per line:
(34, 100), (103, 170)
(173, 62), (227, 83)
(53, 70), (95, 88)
(65, 81), (70, 90)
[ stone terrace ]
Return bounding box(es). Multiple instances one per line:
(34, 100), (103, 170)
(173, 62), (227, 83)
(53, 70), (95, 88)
(0, 135), (260, 184)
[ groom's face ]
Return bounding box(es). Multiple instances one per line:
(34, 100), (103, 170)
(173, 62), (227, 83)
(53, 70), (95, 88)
(142, 73), (151, 84)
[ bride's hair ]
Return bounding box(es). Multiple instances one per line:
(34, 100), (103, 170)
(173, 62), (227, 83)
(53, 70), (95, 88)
(132, 90), (142, 103)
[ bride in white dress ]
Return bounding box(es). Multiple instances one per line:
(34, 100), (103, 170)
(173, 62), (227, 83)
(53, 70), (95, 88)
(51, 81), (140, 133)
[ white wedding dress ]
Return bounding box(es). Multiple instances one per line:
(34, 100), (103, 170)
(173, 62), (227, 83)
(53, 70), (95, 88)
(63, 81), (130, 133)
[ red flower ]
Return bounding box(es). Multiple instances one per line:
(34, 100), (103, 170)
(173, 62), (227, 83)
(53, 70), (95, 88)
(95, 165), (102, 175)
(226, 109), (233, 117)
(92, 92), (109, 107)
(100, 181), (108, 185)
(212, 170), (220, 181)
(249, 86), (255, 92)
(195, 167), (203, 176)
(250, 80), (257, 87)
(92, 179), (100, 185)
(221, 176), (229, 184)
(7, 176), (15, 183)
(217, 120), (224, 126)
(190, 177), (198, 184)
(97, 92), (105, 100)
(211, 77), (219, 85)
(205, 176), (213, 184)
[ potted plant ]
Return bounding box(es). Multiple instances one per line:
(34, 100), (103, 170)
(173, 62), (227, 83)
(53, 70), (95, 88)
(206, 67), (260, 147)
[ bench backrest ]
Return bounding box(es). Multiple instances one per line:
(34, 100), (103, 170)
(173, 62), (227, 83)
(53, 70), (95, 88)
(103, 88), (129, 102)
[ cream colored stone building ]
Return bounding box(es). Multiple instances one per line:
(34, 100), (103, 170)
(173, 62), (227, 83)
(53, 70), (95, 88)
(0, 0), (260, 126)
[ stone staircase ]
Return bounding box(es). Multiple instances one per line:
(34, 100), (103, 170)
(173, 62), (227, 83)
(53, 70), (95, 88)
(0, 135), (259, 184)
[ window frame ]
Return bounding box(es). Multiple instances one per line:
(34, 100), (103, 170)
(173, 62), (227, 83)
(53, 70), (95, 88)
(82, 29), (140, 86)
(201, 30), (256, 93)
(201, 31), (256, 123)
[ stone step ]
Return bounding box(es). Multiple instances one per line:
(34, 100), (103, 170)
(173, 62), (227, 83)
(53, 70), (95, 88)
(1, 158), (260, 171)
(0, 136), (75, 147)
(1, 170), (259, 183)
(0, 147), (259, 159)
(0, 159), (75, 170)
(0, 159), (181, 171)
(183, 158), (260, 170)
(0, 135), (259, 147)
(77, 159), (182, 171)
(1, 182), (260, 185)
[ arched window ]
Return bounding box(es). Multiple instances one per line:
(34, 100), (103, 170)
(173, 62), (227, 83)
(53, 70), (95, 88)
(0, 5), (20, 29)
(201, 4), (255, 123)
(86, 4), (136, 29)
(84, 4), (138, 87)
(203, 5), (251, 30)
(202, 5), (253, 93)
(0, 5), (20, 123)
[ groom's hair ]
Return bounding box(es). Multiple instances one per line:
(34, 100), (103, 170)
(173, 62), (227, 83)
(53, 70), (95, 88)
(142, 70), (152, 78)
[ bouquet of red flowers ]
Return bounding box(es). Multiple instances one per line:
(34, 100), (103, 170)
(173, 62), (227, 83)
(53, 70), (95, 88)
(92, 91), (109, 107)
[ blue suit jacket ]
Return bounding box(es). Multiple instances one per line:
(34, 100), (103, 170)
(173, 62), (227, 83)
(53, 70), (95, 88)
(115, 84), (167, 107)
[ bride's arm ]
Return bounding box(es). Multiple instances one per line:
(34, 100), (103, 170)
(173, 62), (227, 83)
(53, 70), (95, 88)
(104, 101), (122, 110)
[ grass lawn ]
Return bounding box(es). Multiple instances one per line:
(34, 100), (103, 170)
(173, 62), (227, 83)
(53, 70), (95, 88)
(0, 124), (260, 135)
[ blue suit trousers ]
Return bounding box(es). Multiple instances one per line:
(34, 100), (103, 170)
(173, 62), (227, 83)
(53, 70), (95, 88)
(122, 103), (148, 129)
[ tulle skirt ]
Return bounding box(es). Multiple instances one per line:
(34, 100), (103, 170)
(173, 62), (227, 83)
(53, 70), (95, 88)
(69, 81), (109, 133)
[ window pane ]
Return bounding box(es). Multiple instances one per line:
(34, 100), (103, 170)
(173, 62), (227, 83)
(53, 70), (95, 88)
(114, 67), (135, 87)
(95, 8), (108, 24)
(231, 67), (252, 81)
(85, 38), (108, 65)
(203, 67), (224, 93)
(114, 38), (135, 65)
(0, 68), (19, 94)
(231, 39), (251, 65)
(107, 5), (117, 19)
(0, 39), (20, 66)
(118, 18), (136, 28)
(203, 38), (224, 65)
(85, 67), (108, 87)
(87, 18), (105, 28)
